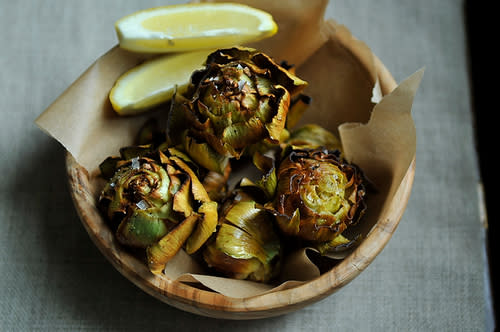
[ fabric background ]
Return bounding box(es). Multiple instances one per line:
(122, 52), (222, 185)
(0, 0), (493, 330)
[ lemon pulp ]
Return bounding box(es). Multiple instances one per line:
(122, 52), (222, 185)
(109, 49), (210, 115)
(115, 3), (277, 53)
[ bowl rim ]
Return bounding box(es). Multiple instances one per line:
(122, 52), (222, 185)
(65, 52), (415, 319)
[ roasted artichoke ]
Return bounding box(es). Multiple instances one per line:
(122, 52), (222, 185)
(98, 149), (218, 274)
(167, 47), (308, 173)
(269, 148), (366, 252)
(203, 190), (281, 282)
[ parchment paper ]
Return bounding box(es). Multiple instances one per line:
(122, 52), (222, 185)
(35, 0), (423, 298)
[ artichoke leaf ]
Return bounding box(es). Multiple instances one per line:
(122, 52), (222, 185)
(183, 135), (229, 174)
(264, 85), (290, 142)
(136, 117), (164, 146)
(254, 74), (273, 97)
(172, 176), (193, 217)
(224, 201), (279, 251)
(116, 209), (169, 248)
(285, 94), (311, 129)
(119, 144), (155, 161)
(165, 147), (200, 175)
(202, 170), (229, 202)
(315, 234), (362, 256)
(222, 118), (266, 152)
(166, 92), (195, 146)
(185, 201), (218, 254)
(204, 47), (255, 65)
(252, 152), (277, 199)
(224, 201), (262, 238)
(170, 156), (210, 203)
(99, 156), (122, 180)
(254, 96), (274, 123)
(203, 244), (261, 280)
(251, 52), (308, 97)
(256, 168), (277, 200)
(216, 223), (269, 264)
(275, 208), (301, 236)
(147, 214), (199, 275)
(287, 124), (343, 152)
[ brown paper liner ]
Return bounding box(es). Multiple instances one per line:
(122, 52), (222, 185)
(35, 0), (423, 298)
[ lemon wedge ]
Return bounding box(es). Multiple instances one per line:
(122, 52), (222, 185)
(115, 3), (278, 53)
(109, 49), (210, 115)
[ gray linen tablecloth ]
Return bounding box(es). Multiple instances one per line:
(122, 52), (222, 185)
(0, 0), (493, 330)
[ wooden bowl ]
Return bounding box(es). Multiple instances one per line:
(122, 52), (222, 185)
(65, 47), (414, 319)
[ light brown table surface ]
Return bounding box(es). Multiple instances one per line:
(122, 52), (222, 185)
(0, 0), (493, 330)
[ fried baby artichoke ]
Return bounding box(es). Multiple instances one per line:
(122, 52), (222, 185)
(98, 150), (217, 274)
(269, 148), (367, 254)
(203, 191), (281, 282)
(167, 47), (307, 173)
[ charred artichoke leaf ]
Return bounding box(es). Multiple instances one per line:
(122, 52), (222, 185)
(165, 145), (230, 201)
(256, 168), (277, 200)
(119, 144), (155, 161)
(249, 51), (308, 96)
(170, 174), (193, 217)
(263, 85), (290, 142)
(170, 156), (210, 203)
(147, 214), (199, 274)
(273, 207), (301, 236)
(251, 151), (278, 199)
(169, 155), (218, 254)
(99, 156), (122, 180)
(165, 92), (193, 147)
(158, 147), (202, 177)
(286, 94), (311, 129)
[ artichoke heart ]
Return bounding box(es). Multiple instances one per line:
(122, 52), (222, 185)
(203, 199), (281, 282)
